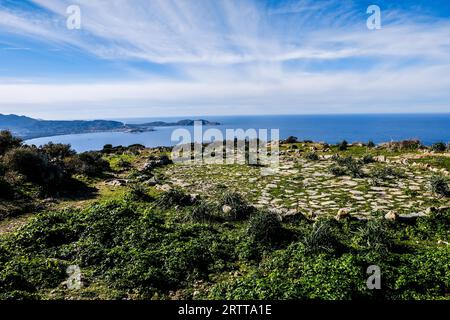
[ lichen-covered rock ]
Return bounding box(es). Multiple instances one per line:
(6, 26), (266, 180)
(384, 211), (398, 221)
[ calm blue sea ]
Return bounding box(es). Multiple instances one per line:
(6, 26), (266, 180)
(26, 114), (450, 152)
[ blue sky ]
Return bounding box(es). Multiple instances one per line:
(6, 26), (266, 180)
(0, 0), (450, 119)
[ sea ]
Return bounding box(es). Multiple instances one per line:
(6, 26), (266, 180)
(25, 114), (450, 152)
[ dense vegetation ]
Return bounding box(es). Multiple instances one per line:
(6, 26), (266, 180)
(0, 130), (110, 219)
(0, 132), (449, 300)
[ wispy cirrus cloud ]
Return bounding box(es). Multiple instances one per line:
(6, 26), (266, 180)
(0, 0), (449, 118)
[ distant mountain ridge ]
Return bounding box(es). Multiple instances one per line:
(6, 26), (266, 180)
(0, 114), (220, 139)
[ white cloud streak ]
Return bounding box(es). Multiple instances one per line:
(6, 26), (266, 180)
(0, 0), (449, 117)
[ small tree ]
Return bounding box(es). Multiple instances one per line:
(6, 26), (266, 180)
(283, 136), (298, 144)
(40, 142), (75, 159)
(0, 130), (22, 155)
(304, 151), (319, 161)
(337, 140), (348, 151)
(3, 147), (66, 190)
(431, 142), (446, 153)
(329, 165), (346, 176)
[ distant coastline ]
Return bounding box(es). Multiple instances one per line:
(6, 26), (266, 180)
(0, 114), (220, 140)
(22, 114), (450, 153)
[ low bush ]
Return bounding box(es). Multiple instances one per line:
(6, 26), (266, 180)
(0, 130), (22, 156)
(189, 201), (217, 223)
(329, 165), (346, 177)
(39, 142), (75, 159)
(65, 152), (110, 177)
(2, 147), (66, 190)
(283, 136), (298, 144)
(370, 166), (405, 185)
(126, 184), (153, 202)
(246, 211), (284, 245)
(304, 152), (319, 161)
(431, 142), (446, 153)
(430, 175), (449, 197)
(0, 178), (14, 199)
(362, 154), (375, 164)
(156, 188), (193, 209)
(353, 219), (393, 254)
(337, 140), (348, 151)
(302, 219), (342, 255)
(220, 191), (254, 221)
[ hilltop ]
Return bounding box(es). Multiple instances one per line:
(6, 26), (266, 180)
(0, 132), (449, 300)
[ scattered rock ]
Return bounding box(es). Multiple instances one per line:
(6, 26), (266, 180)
(106, 179), (129, 186)
(336, 208), (351, 220)
(144, 177), (158, 186)
(222, 205), (232, 214)
(384, 211), (398, 221)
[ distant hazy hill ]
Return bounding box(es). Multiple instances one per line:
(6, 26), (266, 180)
(136, 119), (221, 127)
(0, 114), (220, 139)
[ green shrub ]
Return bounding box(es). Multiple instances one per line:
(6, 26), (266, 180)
(354, 219), (393, 254)
(430, 175), (449, 197)
(370, 166), (404, 185)
(246, 211), (283, 244)
(414, 208), (450, 240)
(39, 142), (75, 159)
(337, 140), (348, 151)
(220, 191), (254, 221)
(302, 219), (342, 255)
(156, 188), (193, 209)
(190, 201), (217, 223)
(362, 153), (375, 164)
(0, 178), (14, 199)
(207, 245), (365, 300)
(117, 158), (131, 170)
(334, 156), (364, 178)
(65, 152), (110, 177)
(3, 147), (66, 189)
(126, 184), (152, 202)
(347, 161), (364, 178)
(431, 142), (446, 153)
(394, 248), (450, 299)
(0, 130), (22, 156)
(283, 136), (298, 144)
(367, 141), (376, 148)
(304, 152), (319, 161)
(329, 165), (346, 177)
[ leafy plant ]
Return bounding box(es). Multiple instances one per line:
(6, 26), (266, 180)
(431, 142), (446, 153)
(430, 175), (449, 197)
(0, 130), (22, 156)
(126, 184), (152, 202)
(190, 201), (216, 223)
(354, 219), (393, 254)
(329, 164), (346, 177)
(246, 211), (284, 244)
(337, 140), (348, 151)
(302, 219), (342, 255)
(220, 191), (254, 221)
(304, 152), (319, 161)
(362, 153), (375, 164)
(156, 188), (193, 208)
